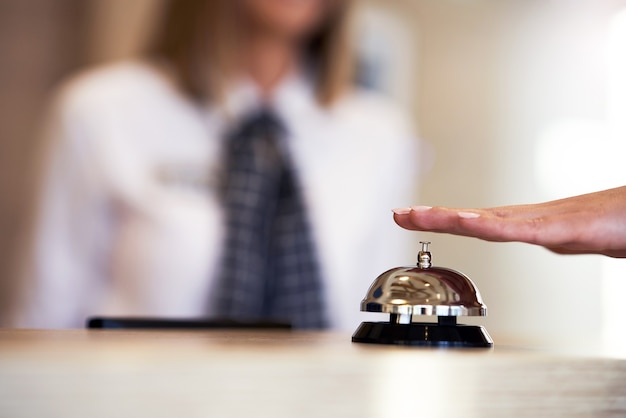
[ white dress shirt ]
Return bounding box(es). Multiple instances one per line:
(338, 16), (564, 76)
(16, 61), (419, 330)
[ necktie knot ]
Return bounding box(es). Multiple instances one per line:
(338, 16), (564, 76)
(229, 109), (285, 147)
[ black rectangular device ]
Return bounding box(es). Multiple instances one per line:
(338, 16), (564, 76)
(86, 317), (292, 330)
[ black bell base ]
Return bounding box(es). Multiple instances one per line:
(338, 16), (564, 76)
(352, 321), (493, 348)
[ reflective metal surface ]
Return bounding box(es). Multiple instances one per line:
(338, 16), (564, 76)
(417, 241), (432, 269)
(360, 265), (488, 316)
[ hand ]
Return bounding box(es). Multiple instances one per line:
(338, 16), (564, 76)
(392, 186), (626, 258)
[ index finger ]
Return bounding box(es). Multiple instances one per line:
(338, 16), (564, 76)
(393, 206), (548, 244)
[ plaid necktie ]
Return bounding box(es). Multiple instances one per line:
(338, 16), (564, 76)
(214, 109), (328, 329)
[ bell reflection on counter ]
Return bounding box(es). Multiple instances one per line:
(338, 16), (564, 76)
(352, 242), (493, 348)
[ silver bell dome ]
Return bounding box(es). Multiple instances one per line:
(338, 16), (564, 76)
(360, 242), (487, 317)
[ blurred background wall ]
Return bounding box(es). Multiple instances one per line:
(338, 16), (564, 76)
(1, 0), (625, 350)
(0, 0), (89, 322)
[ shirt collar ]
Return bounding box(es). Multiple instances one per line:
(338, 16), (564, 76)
(219, 69), (319, 123)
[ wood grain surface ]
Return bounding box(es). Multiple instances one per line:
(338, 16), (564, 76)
(0, 329), (624, 417)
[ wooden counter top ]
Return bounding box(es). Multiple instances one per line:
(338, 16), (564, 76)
(0, 329), (625, 417)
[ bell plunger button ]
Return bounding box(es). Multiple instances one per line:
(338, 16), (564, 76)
(417, 241), (432, 269)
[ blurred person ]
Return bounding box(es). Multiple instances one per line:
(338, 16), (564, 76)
(393, 186), (626, 258)
(12, 0), (418, 329)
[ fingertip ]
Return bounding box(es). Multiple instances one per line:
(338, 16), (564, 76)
(406, 205), (437, 229)
(410, 205), (433, 212)
(392, 207), (412, 215)
(393, 212), (422, 231)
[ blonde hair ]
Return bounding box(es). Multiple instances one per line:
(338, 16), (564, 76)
(150, 0), (354, 106)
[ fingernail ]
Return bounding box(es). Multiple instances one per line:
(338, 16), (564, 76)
(410, 205), (433, 212)
(392, 208), (412, 215)
(458, 211), (480, 219)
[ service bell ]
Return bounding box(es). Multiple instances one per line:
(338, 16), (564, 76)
(352, 242), (493, 348)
